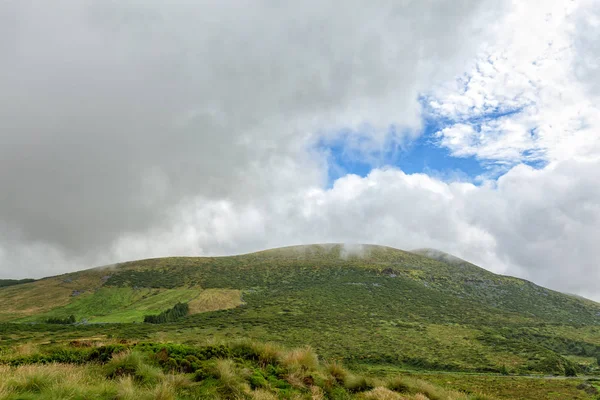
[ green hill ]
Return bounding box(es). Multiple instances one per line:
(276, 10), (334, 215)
(1, 244), (600, 378)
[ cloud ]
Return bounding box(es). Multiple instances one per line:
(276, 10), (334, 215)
(574, 0), (600, 96)
(0, 0), (506, 259)
(429, 0), (600, 167)
(464, 160), (600, 299)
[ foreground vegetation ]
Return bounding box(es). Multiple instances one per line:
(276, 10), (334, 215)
(1, 339), (598, 400)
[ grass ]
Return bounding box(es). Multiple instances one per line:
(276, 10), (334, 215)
(406, 372), (600, 400)
(16, 287), (201, 323)
(13, 287), (243, 323)
(188, 289), (244, 314)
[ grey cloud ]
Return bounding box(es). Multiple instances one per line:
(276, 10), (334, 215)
(0, 0), (506, 267)
(465, 160), (600, 298)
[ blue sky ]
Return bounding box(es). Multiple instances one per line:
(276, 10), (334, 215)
(318, 101), (549, 188)
(319, 124), (483, 187)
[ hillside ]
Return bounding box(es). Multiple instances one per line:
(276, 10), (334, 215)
(1, 244), (600, 379)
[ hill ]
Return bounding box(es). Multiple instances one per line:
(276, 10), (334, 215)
(1, 244), (600, 380)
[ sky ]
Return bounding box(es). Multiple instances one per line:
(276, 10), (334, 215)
(1, 0), (599, 300)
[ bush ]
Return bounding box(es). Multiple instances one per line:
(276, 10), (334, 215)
(564, 363), (577, 377)
(249, 370), (268, 389)
(104, 351), (162, 385)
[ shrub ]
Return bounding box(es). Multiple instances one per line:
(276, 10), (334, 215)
(564, 363), (577, 377)
(249, 370), (268, 389)
(45, 315), (76, 325)
(104, 351), (162, 385)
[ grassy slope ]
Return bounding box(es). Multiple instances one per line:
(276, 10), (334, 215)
(1, 244), (600, 377)
(19, 287), (203, 323)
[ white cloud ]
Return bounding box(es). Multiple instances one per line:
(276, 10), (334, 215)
(430, 0), (600, 167)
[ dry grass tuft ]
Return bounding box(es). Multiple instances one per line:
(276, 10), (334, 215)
(250, 388), (279, 400)
(359, 387), (405, 400)
(213, 358), (250, 398)
(251, 341), (284, 366)
(325, 361), (349, 384)
(281, 346), (319, 372)
(310, 385), (326, 400)
(116, 375), (137, 400)
(151, 381), (177, 400)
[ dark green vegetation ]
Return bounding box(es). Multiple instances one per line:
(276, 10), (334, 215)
(45, 315), (76, 325)
(144, 302), (189, 324)
(0, 278), (35, 288)
(1, 244), (600, 399)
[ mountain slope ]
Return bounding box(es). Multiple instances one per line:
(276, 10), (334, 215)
(1, 244), (600, 375)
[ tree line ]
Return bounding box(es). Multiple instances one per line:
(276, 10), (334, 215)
(144, 302), (189, 324)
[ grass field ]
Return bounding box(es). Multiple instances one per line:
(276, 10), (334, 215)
(14, 287), (245, 324)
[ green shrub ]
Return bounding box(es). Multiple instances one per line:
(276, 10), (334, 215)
(45, 315), (76, 325)
(565, 363), (577, 377)
(104, 351), (162, 385)
(249, 369), (268, 389)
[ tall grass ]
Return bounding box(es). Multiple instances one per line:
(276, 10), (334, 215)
(0, 340), (499, 400)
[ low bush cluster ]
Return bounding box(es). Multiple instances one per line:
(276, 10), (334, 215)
(45, 315), (76, 325)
